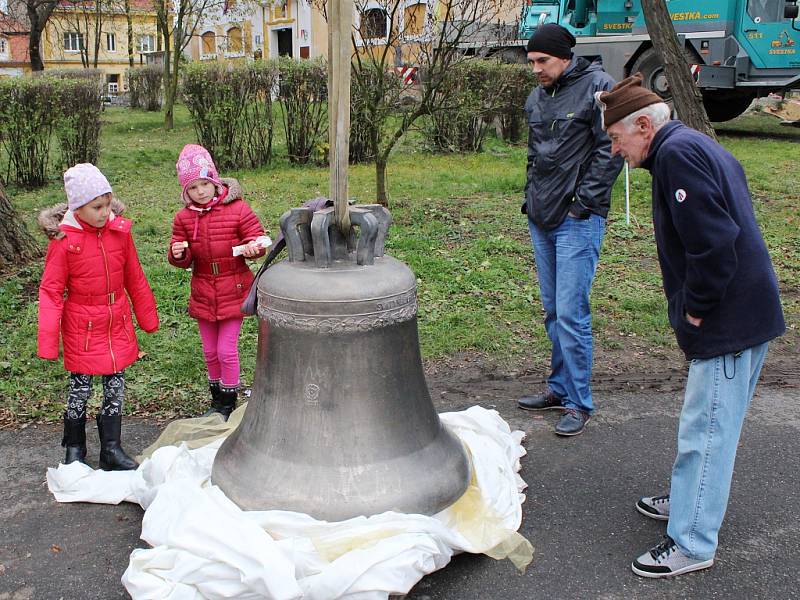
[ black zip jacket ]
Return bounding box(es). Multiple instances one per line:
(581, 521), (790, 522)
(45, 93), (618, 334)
(523, 57), (623, 230)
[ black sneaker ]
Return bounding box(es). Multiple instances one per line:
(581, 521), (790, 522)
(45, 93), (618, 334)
(518, 390), (565, 411)
(632, 536), (714, 578)
(636, 494), (670, 521)
(554, 408), (590, 436)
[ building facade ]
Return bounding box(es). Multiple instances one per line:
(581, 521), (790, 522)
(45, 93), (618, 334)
(41, 0), (158, 92)
(0, 6), (30, 76)
(185, 0), (328, 64)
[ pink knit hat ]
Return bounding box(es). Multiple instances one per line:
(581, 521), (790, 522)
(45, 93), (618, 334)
(176, 144), (223, 204)
(64, 163), (113, 211)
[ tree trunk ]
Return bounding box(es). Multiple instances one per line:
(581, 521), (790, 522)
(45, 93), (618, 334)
(163, 48), (180, 131)
(26, 6), (48, 72)
(125, 0), (134, 67)
(0, 183), (43, 270)
(93, 1), (102, 69)
(162, 28), (174, 130)
(164, 82), (175, 130)
(375, 157), (388, 207)
(640, 0), (716, 140)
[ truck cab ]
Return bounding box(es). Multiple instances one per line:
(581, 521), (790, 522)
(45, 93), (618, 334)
(517, 0), (800, 120)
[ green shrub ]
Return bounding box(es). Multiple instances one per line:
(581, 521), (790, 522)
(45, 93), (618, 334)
(492, 62), (537, 143)
(349, 65), (405, 164)
(181, 61), (278, 170)
(0, 73), (107, 185)
(0, 78), (60, 187)
(41, 68), (104, 85)
(128, 65), (164, 111)
(424, 60), (535, 152)
(277, 57), (328, 164)
(56, 78), (104, 167)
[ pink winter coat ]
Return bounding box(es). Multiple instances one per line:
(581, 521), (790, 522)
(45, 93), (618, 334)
(37, 200), (159, 375)
(167, 180), (265, 321)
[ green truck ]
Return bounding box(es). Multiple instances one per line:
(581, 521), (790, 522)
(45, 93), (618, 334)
(470, 0), (800, 121)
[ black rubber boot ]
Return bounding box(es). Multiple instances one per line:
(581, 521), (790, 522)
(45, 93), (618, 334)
(202, 380), (225, 418)
(217, 388), (237, 421)
(96, 413), (138, 471)
(62, 414), (88, 465)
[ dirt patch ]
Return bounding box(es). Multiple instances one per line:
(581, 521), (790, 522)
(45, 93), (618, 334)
(3, 330), (795, 432)
(423, 329), (800, 405)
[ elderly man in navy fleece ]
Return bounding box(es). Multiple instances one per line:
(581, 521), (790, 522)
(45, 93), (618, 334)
(595, 74), (785, 579)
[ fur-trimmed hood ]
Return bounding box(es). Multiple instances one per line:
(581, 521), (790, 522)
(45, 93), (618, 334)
(182, 177), (243, 207)
(38, 198), (126, 240)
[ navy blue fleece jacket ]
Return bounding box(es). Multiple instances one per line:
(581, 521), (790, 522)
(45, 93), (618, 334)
(642, 121), (784, 360)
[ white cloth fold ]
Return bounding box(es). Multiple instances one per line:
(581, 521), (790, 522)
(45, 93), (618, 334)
(47, 406), (532, 599)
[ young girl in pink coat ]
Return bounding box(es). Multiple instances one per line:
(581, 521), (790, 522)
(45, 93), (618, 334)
(168, 144), (267, 419)
(38, 163), (159, 470)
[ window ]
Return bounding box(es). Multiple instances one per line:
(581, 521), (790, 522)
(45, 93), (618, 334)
(106, 32), (116, 52)
(747, 0), (784, 22)
(360, 8), (388, 39)
(277, 0), (288, 19)
(403, 2), (426, 36)
(64, 32), (84, 52)
(0, 37), (8, 59)
(138, 34), (155, 53)
(227, 26), (243, 54)
(201, 31), (216, 57)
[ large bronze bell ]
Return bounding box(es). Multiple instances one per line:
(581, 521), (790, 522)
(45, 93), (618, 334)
(211, 205), (471, 520)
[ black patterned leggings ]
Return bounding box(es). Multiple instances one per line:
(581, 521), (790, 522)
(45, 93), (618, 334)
(66, 371), (125, 420)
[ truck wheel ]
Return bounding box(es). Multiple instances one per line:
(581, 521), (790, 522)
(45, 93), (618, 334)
(631, 48), (670, 98)
(631, 47), (753, 121)
(701, 91), (756, 122)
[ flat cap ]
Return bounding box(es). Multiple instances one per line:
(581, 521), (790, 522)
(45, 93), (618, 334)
(595, 72), (663, 129)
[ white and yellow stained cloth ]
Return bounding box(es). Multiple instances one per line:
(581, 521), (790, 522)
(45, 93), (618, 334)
(46, 405), (532, 600)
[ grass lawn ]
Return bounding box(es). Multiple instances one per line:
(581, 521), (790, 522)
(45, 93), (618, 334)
(1, 106), (798, 422)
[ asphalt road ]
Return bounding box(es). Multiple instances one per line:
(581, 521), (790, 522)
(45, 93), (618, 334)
(1, 383), (798, 599)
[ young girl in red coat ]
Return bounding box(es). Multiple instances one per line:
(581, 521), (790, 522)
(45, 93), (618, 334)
(38, 163), (159, 470)
(169, 144), (267, 419)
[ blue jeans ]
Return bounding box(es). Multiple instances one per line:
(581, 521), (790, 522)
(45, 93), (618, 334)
(528, 214), (605, 414)
(667, 342), (769, 560)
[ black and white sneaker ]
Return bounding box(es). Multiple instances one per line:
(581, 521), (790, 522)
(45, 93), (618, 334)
(636, 494), (670, 521)
(632, 536), (714, 578)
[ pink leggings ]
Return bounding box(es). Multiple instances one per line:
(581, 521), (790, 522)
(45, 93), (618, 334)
(197, 317), (243, 388)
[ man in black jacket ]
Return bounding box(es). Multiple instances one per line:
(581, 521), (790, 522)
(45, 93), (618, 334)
(518, 23), (623, 436)
(597, 73), (785, 578)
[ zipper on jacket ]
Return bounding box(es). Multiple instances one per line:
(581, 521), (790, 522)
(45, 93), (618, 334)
(84, 321), (93, 351)
(98, 231), (117, 373)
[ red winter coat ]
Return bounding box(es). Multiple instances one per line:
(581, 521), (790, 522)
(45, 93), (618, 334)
(168, 180), (265, 321)
(37, 201), (159, 375)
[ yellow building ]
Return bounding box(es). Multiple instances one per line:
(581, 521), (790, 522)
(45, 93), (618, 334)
(41, 0), (158, 93)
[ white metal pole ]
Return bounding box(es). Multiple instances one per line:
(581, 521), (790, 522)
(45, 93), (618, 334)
(625, 161), (630, 226)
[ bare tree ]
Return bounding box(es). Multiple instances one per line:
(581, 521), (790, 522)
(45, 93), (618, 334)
(315, 0), (513, 205)
(124, 0), (134, 67)
(15, 0), (59, 70)
(154, 0), (249, 130)
(49, 0), (108, 68)
(0, 182), (43, 270)
(640, 0), (716, 139)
